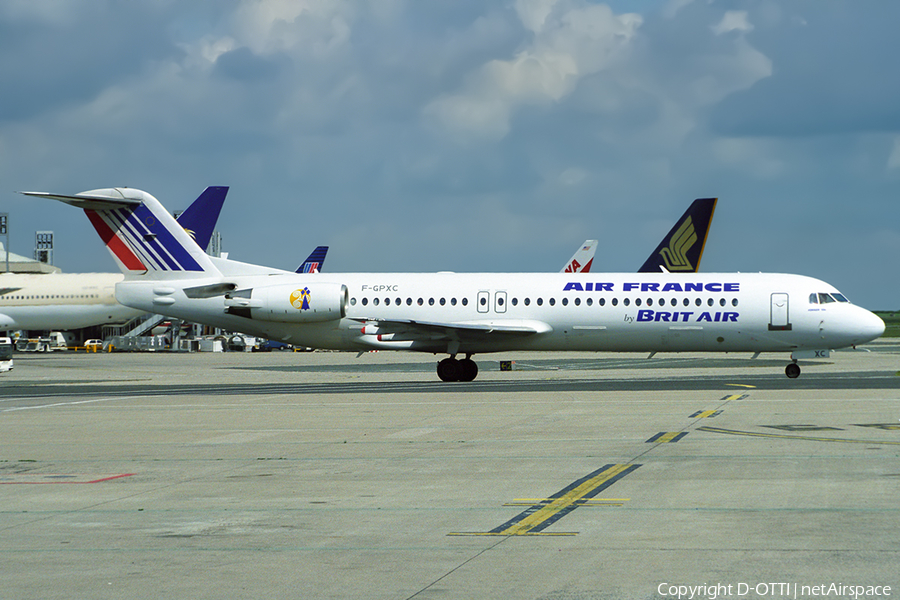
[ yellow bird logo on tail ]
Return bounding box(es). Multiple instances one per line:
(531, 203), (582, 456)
(658, 217), (697, 271)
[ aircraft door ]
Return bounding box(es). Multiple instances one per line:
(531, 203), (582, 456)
(769, 293), (792, 331)
(494, 291), (507, 313)
(477, 290), (490, 313)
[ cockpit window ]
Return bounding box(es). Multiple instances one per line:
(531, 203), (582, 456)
(810, 292), (849, 304)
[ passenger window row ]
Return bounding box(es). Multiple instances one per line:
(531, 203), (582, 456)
(350, 296), (741, 308)
(0, 294), (100, 300)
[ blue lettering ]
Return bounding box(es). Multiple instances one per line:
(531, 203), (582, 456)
(697, 312), (712, 322)
(642, 283), (660, 292)
(724, 283), (739, 292)
(662, 282), (683, 292)
(637, 310), (654, 322)
(705, 283), (722, 292)
(723, 312), (739, 322)
(564, 282), (615, 292)
(679, 312), (694, 321)
(654, 311), (671, 322)
(624, 283), (640, 292)
(685, 283), (702, 292)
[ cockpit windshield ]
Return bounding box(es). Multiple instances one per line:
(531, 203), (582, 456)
(809, 292), (850, 304)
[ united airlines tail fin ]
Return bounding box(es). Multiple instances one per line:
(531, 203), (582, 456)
(176, 186), (227, 252)
(561, 240), (597, 273)
(638, 198), (716, 273)
(21, 187), (221, 278)
(296, 246), (328, 273)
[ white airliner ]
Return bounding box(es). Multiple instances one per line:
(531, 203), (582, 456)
(26, 187), (885, 381)
(0, 272), (141, 331)
(0, 187), (227, 333)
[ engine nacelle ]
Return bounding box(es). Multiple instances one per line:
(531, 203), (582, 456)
(224, 282), (348, 323)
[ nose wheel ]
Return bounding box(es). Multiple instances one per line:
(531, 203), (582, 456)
(785, 362), (801, 379)
(437, 356), (478, 382)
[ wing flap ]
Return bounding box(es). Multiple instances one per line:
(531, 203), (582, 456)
(353, 318), (552, 338)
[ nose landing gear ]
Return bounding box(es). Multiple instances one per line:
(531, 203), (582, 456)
(785, 361), (801, 379)
(437, 355), (478, 382)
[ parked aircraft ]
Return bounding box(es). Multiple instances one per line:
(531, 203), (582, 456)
(296, 246), (328, 273)
(562, 240), (597, 273)
(638, 198), (716, 273)
(0, 187), (227, 332)
(302, 198), (714, 277)
(26, 187), (884, 381)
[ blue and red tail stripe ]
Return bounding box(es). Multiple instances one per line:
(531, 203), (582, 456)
(85, 205), (205, 272)
(85, 209), (146, 272)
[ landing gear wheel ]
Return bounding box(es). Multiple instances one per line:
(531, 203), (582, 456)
(437, 357), (461, 382)
(459, 358), (478, 382)
(785, 362), (801, 379)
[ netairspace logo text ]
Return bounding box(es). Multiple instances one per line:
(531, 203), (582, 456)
(657, 582), (892, 600)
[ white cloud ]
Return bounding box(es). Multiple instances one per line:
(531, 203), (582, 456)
(230, 0), (355, 56)
(711, 10), (753, 36)
(888, 136), (900, 171)
(423, 1), (641, 142)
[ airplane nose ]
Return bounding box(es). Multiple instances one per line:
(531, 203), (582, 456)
(825, 307), (884, 348)
(860, 309), (886, 342)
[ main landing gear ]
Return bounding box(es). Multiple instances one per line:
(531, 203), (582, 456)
(437, 355), (479, 382)
(785, 361), (801, 379)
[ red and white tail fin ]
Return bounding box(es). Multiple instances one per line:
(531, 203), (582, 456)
(561, 240), (597, 273)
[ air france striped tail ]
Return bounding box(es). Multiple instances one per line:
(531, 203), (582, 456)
(27, 188), (884, 382)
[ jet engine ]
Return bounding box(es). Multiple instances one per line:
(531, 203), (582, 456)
(224, 283), (349, 323)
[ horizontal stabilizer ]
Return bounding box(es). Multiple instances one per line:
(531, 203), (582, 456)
(20, 190), (142, 211)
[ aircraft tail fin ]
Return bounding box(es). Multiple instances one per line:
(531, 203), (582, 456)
(638, 198), (717, 273)
(561, 240), (597, 273)
(296, 246), (328, 273)
(175, 186), (228, 252)
(21, 187), (221, 278)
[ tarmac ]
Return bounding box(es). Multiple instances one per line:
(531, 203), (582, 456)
(2, 340), (899, 600)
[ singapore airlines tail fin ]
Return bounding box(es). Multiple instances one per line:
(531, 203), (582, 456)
(561, 240), (597, 273)
(296, 246), (329, 273)
(21, 188), (221, 278)
(638, 197), (716, 273)
(176, 186), (227, 252)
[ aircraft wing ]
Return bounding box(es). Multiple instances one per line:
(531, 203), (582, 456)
(353, 317), (552, 338)
(0, 287), (22, 296)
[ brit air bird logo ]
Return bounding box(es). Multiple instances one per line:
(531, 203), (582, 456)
(290, 287), (311, 310)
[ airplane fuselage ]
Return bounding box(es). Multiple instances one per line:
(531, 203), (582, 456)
(0, 272), (142, 331)
(115, 269), (884, 357)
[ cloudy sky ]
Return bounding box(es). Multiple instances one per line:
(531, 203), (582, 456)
(1, 0), (897, 308)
